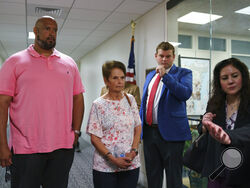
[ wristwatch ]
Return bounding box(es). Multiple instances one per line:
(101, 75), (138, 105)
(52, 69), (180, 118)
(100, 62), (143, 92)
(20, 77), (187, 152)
(131, 148), (138, 156)
(74, 130), (82, 137)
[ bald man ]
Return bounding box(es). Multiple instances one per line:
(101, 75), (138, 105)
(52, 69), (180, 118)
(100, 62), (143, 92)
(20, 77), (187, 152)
(0, 16), (85, 188)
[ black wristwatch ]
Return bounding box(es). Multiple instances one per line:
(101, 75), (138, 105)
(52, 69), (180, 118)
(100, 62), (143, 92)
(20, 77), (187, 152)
(131, 148), (138, 156)
(74, 130), (81, 137)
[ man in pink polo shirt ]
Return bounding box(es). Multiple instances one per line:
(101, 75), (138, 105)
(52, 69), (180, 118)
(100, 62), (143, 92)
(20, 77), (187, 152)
(0, 16), (85, 188)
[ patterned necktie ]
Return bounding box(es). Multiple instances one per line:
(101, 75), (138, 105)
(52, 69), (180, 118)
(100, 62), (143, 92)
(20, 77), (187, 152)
(146, 74), (161, 125)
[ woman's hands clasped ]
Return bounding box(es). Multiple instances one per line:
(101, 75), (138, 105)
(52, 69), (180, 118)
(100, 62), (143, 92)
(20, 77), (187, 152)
(110, 156), (132, 169)
(108, 150), (137, 169)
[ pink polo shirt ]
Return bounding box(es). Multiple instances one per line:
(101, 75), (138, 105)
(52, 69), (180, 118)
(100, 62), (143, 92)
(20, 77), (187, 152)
(0, 45), (85, 154)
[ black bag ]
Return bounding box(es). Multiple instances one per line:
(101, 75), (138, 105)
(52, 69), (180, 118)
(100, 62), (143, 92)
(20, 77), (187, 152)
(183, 132), (208, 173)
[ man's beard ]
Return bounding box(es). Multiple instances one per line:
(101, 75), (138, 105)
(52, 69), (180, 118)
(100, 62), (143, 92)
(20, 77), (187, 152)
(37, 35), (56, 50)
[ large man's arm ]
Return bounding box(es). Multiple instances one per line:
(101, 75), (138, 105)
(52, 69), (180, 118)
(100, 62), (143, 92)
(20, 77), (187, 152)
(72, 93), (84, 145)
(0, 95), (12, 167)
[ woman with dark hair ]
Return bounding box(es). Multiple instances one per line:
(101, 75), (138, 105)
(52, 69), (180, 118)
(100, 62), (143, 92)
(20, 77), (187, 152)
(200, 58), (250, 188)
(86, 60), (141, 188)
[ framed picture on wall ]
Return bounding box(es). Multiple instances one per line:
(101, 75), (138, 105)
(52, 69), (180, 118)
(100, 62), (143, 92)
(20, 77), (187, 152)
(179, 56), (210, 116)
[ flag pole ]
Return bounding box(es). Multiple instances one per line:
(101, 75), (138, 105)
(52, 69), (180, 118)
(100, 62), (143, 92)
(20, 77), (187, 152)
(126, 20), (137, 85)
(131, 20), (136, 36)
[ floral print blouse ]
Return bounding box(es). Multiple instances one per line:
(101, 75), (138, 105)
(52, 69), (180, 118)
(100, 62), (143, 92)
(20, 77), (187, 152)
(86, 94), (141, 172)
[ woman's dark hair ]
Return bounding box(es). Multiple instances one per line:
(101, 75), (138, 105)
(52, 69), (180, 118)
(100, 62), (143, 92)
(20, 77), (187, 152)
(102, 60), (126, 80)
(207, 58), (250, 115)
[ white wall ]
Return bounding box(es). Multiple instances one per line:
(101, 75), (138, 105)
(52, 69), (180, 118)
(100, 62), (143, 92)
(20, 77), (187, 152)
(79, 1), (167, 141)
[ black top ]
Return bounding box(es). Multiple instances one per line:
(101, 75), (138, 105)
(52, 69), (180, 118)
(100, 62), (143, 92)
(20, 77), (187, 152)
(198, 103), (250, 187)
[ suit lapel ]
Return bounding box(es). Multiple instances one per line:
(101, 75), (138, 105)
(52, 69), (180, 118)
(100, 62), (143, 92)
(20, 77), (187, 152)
(145, 71), (156, 92)
(161, 83), (166, 96)
(142, 71), (156, 106)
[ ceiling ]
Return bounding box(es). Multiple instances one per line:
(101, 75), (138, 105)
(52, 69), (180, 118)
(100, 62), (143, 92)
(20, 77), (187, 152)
(0, 0), (163, 61)
(173, 0), (250, 38)
(1, 0), (249, 62)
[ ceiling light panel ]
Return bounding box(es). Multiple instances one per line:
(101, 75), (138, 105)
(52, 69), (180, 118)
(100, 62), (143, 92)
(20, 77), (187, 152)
(235, 6), (250, 15)
(169, 42), (181, 47)
(177, 11), (222, 25)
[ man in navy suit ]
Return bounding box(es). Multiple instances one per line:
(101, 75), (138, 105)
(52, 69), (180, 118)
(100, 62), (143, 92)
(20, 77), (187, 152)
(140, 42), (192, 188)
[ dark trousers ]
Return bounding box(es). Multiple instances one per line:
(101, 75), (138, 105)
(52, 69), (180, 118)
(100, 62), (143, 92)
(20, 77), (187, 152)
(143, 125), (184, 188)
(10, 148), (74, 188)
(93, 168), (139, 188)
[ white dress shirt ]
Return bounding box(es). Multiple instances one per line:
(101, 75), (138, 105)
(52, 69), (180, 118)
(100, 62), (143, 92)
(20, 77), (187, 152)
(146, 66), (172, 124)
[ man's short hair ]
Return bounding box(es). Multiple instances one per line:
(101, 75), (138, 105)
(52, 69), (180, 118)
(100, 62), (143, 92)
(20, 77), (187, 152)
(156, 42), (175, 55)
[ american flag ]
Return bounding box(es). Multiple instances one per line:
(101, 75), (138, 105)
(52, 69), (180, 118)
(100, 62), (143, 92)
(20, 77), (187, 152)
(126, 35), (136, 84)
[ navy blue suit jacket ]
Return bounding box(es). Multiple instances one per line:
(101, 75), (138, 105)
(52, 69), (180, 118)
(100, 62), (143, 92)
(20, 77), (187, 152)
(140, 64), (192, 141)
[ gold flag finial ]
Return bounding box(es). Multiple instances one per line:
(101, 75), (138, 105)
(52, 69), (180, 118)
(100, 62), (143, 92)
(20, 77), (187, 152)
(130, 20), (136, 36)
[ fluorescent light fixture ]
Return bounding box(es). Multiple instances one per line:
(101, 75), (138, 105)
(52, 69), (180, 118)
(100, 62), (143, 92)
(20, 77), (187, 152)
(169, 42), (181, 47)
(235, 6), (250, 15)
(28, 32), (35, 39)
(177, 11), (223, 25)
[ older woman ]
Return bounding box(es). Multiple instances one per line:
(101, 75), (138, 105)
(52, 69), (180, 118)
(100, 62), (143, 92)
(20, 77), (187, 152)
(86, 61), (141, 188)
(200, 58), (250, 188)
